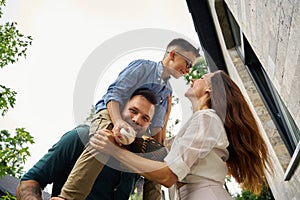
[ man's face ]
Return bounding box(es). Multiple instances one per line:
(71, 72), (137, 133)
(122, 95), (155, 135)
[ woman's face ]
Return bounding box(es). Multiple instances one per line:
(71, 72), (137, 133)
(185, 73), (212, 99)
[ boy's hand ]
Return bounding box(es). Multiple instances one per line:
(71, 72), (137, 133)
(112, 119), (134, 145)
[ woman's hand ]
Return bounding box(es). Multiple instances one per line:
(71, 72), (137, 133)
(90, 129), (119, 155)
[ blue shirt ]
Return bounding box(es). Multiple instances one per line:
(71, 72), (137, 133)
(95, 59), (172, 129)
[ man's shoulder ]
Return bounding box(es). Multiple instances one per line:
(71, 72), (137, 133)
(58, 125), (90, 146)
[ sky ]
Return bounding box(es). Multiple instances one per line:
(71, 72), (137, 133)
(0, 0), (199, 169)
(0, 0), (242, 196)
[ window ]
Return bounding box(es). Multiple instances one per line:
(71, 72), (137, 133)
(226, 7), (244, 59)
(243, 37), (300, 155)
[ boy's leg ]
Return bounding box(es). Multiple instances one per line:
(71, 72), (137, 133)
(59, 110), (112, 200)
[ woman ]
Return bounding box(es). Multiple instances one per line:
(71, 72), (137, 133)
(90, 70), (273, 199)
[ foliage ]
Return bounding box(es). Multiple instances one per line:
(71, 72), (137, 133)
(129, 178), (143, 200)
(0, 85), (16, 116)
(0, 0), (32, 68)
(0, 0), (5, 17)
(129, 191), (143, 200)
(0, 1), (34, 199)
(84, 105), (95, 124)
(0, 128), (34, 178)
(184, 57), (208, 84)
(235, 185), (274, 200)
(0, 21), (32, 68)
(0, 192), (16, 200)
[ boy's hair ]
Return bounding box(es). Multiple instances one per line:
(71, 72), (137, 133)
(167, 38), (200, 57)
(130, 88), (157, 105)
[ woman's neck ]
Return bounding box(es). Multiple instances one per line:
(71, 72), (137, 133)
(191, 97), (210, 112)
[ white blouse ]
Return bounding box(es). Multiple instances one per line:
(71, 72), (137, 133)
(164, 109), (229, 184)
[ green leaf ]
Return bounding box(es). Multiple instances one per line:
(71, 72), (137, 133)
(0, 21), (33, 68)
(0, 85), (17, 116)
(184, 57), (209, 84)
(0, 0), (35, 185)
(0, 128), (35, 178)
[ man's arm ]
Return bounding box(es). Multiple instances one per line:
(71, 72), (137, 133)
(16, 180), (42, 200)
(16, 127), (88, 200)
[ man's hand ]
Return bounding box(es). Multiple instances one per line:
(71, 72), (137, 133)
(16, 180), (42, 200)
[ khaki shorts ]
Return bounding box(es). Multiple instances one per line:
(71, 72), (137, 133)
(89, 109), (113, 136)
(59, 109), (113, 200)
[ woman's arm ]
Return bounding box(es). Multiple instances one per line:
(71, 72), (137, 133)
(90, 129), (178, 188)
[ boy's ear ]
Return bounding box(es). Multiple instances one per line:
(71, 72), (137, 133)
(169, 50), (175, 60)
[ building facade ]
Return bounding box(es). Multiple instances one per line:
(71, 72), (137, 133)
(186, 0), (300, 199)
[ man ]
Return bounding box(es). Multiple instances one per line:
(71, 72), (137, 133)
(58, 38), (200, 200)
(16, 89), (157, 200)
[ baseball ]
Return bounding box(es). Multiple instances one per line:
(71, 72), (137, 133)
(115, 127), (136, 145)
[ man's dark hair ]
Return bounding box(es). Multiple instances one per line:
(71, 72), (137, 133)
(130, 88), (157, 105)
(167, 38), (200, 57)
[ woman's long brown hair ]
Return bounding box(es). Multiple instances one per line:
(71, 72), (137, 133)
(210, 70), (273, 195)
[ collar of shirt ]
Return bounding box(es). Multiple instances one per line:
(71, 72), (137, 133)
(157, 61), (170, 84)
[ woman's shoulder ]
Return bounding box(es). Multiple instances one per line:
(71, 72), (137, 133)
(193, 109), (217, 117)
(193, 109), (223, 123)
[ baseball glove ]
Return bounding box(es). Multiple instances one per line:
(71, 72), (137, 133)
(130, 135), (168, 162)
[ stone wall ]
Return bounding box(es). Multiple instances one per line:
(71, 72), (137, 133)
(224, 0), (300, 134)
(221, 0), (300, 199)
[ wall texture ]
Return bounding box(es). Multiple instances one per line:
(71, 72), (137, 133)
(209, 0), (300, 199)
(225, 0), (300, 133)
